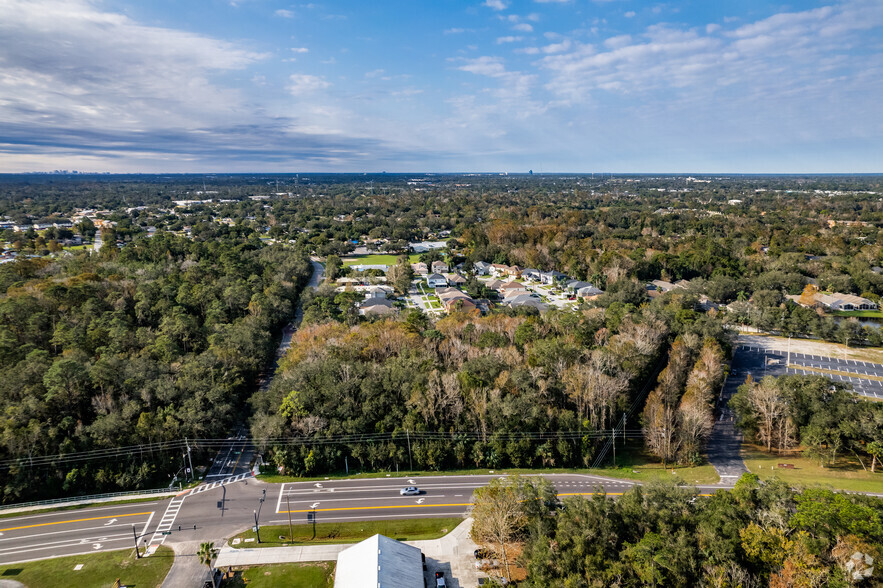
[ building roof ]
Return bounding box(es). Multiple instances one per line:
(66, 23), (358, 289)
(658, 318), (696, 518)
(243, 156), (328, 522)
(334, 534), (423, 588)
(815, 293), (877, 308)
(427, 273), (447, 281)
(360, 298), (393, 309)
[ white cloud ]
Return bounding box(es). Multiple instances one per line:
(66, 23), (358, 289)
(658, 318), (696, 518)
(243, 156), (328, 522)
(445, 28), (466, 34)
(535, 0), (569, 3)
(542, 40), (571, 53)
(497, 36), (524, 44)
(483, 0), (507, 10)
(624, 11), (635, 18)
(275, 9), (294, 18)
(515, 46), (541, 55)
(459, 56), (507, 77)
(290, 47), (309, 53)
(365, 69), (386, 78)
(513, 23), (534, 32)
(287, 74), (331, 95)
(705, 23), (721, 34)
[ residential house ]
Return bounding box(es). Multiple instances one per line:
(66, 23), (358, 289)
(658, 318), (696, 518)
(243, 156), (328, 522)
(358, 298), (395, 316)
(564, 280), (593, 293)
(521, 268), (541, 281)
(540, 270), (568, 285)
(435, 287), (477, 313)
(577, 285), (604, 298)
(485, 279), (504, 291)
(364, 285), (394, 298)
(445, 273), (467, 286)
(650, 279), (678, 293)
(490, 264), (510, 278)
(506, 294), (549, 313)
(814, 293), (878, 311)
(473, 261), (491, 275)
(500, 281), (529, 299)
(431, 260), (449, 274)
(426, 273), (448, 288)
(411, 262), (428, 275)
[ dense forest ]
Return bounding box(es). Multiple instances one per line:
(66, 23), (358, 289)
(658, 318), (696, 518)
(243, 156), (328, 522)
(473, 474), (883, 587)
(250, 294), (729, 475)
(0, 229), (311, 503)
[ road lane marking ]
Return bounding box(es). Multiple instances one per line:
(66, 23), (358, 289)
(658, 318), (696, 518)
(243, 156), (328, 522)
(0, 532), (133, 553)
(0, 512), (152, 533)
(277, 490), (722, 515)
(0, 523), (151, 543)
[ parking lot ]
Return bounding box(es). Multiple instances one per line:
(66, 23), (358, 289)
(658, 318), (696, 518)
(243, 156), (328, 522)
(734, 345), (883, 399)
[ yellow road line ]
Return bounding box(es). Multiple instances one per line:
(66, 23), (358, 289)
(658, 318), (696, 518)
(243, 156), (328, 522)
(279, 490), (720, 514)
(0, 512), (153, 533)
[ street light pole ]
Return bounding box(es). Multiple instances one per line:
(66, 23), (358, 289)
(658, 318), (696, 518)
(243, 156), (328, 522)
(254, 489), (265, 544)
(286, 494), (293, 543)
(132, 525), (140, 559)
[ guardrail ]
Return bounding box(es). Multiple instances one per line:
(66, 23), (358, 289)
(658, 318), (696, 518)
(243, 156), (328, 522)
(0, 484), (182, 511)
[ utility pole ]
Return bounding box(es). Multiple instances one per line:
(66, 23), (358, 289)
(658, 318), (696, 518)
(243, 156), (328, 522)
(405, 430), (413, 472)
(185, 438), (194, 482)
(286, 494), (293, 542)
(611, 428), (615, 468)
(132, 526), (140, 559)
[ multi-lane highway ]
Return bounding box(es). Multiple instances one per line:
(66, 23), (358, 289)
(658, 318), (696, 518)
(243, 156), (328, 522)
(0, 500), (160, 563)
(0, 472), (728, 566)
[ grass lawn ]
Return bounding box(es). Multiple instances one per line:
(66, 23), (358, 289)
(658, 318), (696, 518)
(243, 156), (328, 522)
(742, 444), (883, 493)
(228, 562), (334, 588)
(232, 517), (461, 548)
(833, 310), (883, 318)
(258, 445), (721, 487)
(0, 546), (174, 588)
(342, 254), (420, 267)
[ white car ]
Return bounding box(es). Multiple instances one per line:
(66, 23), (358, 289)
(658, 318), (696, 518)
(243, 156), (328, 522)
(400, 486), (420, 496)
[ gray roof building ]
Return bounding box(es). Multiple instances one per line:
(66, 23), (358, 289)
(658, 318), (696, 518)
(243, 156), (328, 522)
(334, 534), (424, 588)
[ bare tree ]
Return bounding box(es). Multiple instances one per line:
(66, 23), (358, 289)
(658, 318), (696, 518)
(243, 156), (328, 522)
(470, 477), (527, 582)
(747, 378), (789, 452)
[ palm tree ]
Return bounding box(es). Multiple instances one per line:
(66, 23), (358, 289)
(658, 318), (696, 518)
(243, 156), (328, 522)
(197, 541), (219, 588)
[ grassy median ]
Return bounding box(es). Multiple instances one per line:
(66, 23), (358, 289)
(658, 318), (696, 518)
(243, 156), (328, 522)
(232, 517), (461, 548)
(0, 546), (174, 588)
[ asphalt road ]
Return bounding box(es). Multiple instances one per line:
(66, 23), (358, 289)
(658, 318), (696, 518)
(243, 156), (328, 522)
(0, 500), (162, 564)
(0, 473), (728, 566)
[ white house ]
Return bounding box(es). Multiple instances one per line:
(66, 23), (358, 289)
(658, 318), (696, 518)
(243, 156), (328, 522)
(431, 260), (449, 274)
(473, 261), (491, 275)
(540, 271), (567, 285)
(426, 273), (448, 288)
(815, 293), (878, 311)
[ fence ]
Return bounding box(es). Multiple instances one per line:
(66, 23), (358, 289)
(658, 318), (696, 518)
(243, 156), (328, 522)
(0, 484), (181, 511)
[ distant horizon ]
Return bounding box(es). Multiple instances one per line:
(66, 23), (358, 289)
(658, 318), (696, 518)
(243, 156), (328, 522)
(2, 171), (881, 178)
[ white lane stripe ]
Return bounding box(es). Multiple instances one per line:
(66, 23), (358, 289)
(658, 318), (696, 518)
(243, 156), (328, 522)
(276, 483), (286, 515)
(0, 532), (133, 554)
(0, 522), (150, 543)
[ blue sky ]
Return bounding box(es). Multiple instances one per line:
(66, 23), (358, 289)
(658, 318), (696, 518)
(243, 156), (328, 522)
(0, 0), (880, 172)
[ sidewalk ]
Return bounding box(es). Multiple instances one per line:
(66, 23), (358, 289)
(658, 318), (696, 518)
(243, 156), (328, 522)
(214, 518), (481, 587)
